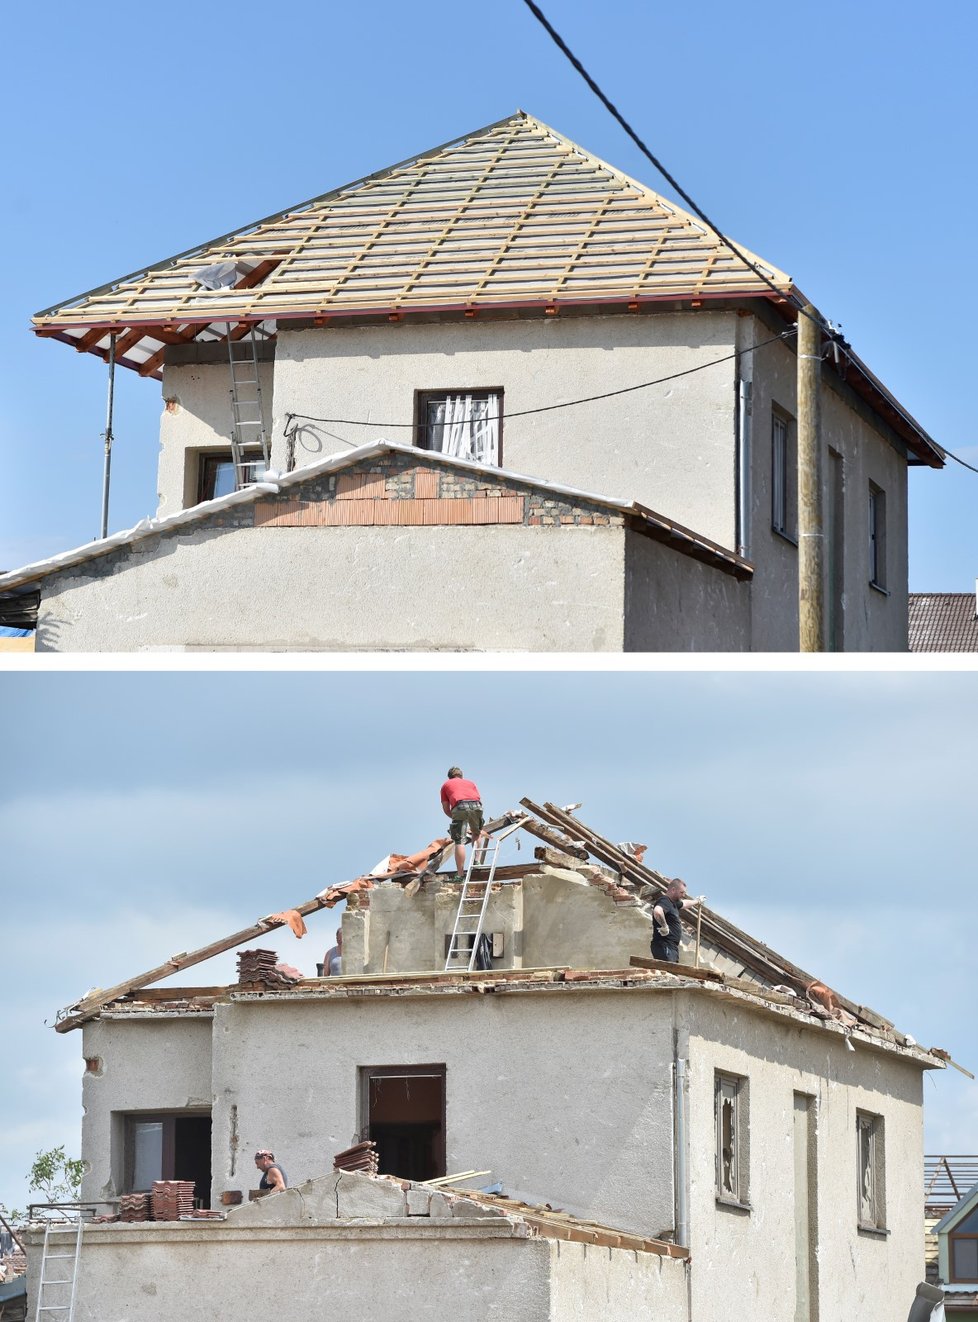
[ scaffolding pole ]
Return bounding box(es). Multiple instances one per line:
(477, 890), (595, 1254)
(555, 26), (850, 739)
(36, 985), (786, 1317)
(99, 334), (116, 540)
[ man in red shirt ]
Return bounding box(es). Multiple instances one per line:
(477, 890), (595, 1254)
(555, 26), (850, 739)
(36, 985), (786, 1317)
(440, 766), (485, 878)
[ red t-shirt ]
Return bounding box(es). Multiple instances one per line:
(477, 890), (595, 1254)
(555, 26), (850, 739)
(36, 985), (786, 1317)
(441, 777), (481, 810)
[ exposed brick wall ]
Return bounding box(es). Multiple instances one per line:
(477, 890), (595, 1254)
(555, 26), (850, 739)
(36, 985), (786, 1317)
(254, 452), (620, 530)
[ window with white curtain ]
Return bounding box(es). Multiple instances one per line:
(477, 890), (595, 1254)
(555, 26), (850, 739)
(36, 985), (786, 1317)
(417, 391), (501, 465)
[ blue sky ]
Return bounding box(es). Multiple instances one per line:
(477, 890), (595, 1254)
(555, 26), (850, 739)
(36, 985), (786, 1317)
(1, 0), (976, 587)
(1, 670), (976, 1216)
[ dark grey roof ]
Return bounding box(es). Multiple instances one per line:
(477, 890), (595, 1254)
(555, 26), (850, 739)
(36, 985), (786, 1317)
(909, 593), (978, 652)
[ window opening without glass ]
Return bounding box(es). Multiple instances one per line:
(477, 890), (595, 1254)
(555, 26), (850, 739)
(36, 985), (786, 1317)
(869, 483), (887, 589)
(856, 1110), (886, 1230)
(417, 392), (501, 465)
(715, 1072), (748, 1205)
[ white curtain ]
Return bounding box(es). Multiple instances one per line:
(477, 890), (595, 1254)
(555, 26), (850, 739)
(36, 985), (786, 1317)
(428, 394), (499, 465)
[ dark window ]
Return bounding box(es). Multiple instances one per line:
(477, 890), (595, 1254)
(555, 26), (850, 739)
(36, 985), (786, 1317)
(869, 483), (887, 590)
(197, 451), (265, 502)
(360, 1065), (446, 1182)
(124, 1112), (211, 1206)
(771, 409), (797, 540)
(950, 1205), (978, 1282)
(416, 391), (501, 465)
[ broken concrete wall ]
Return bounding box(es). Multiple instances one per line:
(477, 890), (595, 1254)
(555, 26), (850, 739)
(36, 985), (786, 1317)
(679, 990), (925, 1322)
(80, 1016), (213, 1204)
(24, 1170), (688, 1322)
(341, 869), (654, 976)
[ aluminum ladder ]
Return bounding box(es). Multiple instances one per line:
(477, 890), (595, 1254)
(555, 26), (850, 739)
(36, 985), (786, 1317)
(34, 1219), (82, 1322)
(444, 815), (528, 972)
(227, 325), (270, 489)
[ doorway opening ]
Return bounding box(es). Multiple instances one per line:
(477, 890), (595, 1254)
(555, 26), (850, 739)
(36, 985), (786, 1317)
(124, 1112), (212, 1206)
(359, 1065), (446, 1182)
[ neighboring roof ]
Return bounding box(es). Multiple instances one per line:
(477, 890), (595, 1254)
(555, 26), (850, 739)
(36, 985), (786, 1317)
(927, 1156), (978, 1216)
(909, 593), (978, 651)
(33, 111), (790, 375)
(0, 441), (752, 595)
(934, 1182), (978, 1237)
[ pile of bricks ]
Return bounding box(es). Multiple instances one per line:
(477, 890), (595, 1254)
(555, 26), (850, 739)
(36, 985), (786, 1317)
(333, 1141), (379, 1175)
(151, 1181), (195, 1221)
(119, 1192), (150, 1222)
(236, 949), (302, 988)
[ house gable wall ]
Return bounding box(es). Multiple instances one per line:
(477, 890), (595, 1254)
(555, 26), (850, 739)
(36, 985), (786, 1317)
(681, 992), (924, 1322)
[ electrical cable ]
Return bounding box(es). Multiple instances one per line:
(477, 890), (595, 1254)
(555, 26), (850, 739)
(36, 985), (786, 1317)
(284, 329), (796, 434)
(518, 0), (827, 336)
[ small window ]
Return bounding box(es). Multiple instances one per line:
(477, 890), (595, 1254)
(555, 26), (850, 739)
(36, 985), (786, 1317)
(869, 483), (887, 590)
(416, 391), (501, 465)
(856, 1110), (886, 1230)
(715, 1072), (749, 1206)
(950, 1205), (978, 1282)
(123, 1112), (211, 1204)
(771, 408), (797, 540)
(197, 451), (265, 502)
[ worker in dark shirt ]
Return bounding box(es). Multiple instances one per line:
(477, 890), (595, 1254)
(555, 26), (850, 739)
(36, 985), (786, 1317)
(254, 1150), (287, 1194)
(651, 879), (705, 963)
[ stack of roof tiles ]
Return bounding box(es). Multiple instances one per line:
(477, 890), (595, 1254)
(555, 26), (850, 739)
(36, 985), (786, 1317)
(119, 1192), (149, 1222)
(236, 949), (302, 987)
(333, 1141), (379, 1175)
(151, 1181), (196, 1221)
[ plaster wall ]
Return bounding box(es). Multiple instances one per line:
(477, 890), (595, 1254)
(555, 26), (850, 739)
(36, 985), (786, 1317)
(549, 1238), (688, 1320)
(79, 1017), (213, 1203)
(209, 992), (678, 1238)
(341, 871), (654, 975)
(679, 992), (925, 1322)
(157, 361), (274, 518)
(33, 524), (626, 652)
(745, 321), (910, 651)
(149, 312), (738, 543)
(622, 527), (751, 650)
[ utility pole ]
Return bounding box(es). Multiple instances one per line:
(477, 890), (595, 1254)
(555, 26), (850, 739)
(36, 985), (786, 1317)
(100, 332), (116, 541)
(797, 305), (824, 651)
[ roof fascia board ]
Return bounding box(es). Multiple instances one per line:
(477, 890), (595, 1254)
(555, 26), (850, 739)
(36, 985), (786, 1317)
(32, 112), (525, 321)
(933, 1183), (978, 1236)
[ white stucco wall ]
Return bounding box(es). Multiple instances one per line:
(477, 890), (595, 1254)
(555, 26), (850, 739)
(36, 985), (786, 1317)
(155, 312), (739, 544)
(680, 992), (925, 1322)
(745, 322), (910, 651)
(549, 1238), (688, 1320)
(33, 524), (627, 652)
(623, 528), (751, 650)
(209, 991), (678, 1240)
(158, 361), (274, 518)
(80, 1017), (214, 1203)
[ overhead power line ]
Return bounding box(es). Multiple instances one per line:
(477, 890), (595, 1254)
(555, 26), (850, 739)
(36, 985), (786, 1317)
(284, 329), (796, 434)
(518, 0), (826, 335)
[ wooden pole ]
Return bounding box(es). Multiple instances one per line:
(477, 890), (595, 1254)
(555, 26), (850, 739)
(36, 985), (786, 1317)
(694, 906), (702, 969)
(797, 305), (825, 651)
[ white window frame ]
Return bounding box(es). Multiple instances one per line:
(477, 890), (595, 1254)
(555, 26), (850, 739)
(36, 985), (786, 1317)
(416, 390), (502, 466)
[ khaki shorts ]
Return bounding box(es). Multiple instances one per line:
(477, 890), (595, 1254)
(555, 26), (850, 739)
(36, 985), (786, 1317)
(449, 801), (484, 844)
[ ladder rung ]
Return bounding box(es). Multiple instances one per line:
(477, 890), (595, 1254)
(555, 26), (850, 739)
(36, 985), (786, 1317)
(44, 1254), (76, 1259)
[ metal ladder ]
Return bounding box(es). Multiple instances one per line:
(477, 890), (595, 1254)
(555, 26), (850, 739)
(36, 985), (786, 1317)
(227, 325), (270, 489)
(444, 835), (499, 972)
(34, 1218), (83, 1322)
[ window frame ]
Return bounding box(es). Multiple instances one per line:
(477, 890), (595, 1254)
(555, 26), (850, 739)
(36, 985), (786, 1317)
(358, 1063), (447, 1179)
(856, 1110), (887, 1233)
(868, 482), (887, 592)
(122, 1110), (211, 1196)
(714, 1071), (750, 1210)
(948, 1206), (978, 1282)
(414, 388), (504, 466)
(771, 406), (798, 543)
(195, 449), (266, 503)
